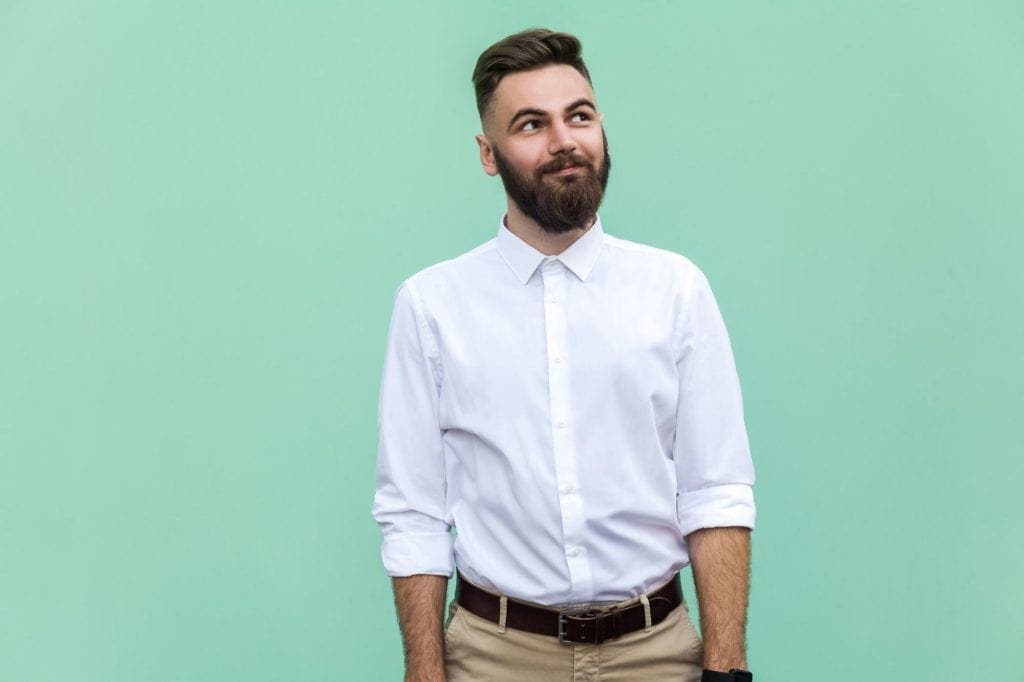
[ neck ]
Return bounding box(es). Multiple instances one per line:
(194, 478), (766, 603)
(503, 201), (595, 256)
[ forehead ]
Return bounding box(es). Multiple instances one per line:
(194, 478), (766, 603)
(489, 64), (596, 127)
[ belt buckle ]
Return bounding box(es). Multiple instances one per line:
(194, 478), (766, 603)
(557, 606), (598, 645)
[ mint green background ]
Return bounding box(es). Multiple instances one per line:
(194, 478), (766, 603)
(2, 2), (1022, 680)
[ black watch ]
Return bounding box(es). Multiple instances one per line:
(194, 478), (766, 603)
(701, 669), (753, 682)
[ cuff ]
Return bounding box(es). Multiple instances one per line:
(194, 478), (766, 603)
(676, 483), (756, 538)
(381, 531), (454, 577)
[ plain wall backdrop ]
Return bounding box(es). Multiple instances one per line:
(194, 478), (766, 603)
(2, 2), (1022, 680)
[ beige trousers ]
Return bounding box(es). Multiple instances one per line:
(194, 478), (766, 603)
(443, 579), (704, 682)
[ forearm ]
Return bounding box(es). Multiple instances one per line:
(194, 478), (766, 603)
(392, 574), (448, 682)
(687, 526), (751, 671)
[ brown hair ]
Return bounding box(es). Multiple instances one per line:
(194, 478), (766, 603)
(472, 28), (592, 122)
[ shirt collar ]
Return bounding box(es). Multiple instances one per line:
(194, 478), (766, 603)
(495, 214), (606, 285)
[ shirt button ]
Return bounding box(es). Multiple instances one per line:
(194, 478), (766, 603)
(552, 355), (563, 364)
(569, 547), (583, 557)
(547, 296), (559, 304)
(556, 420), (568, 428)
(560, 484), (575, 495)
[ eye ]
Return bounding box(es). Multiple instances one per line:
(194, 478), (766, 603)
(570, 111), (591, 123)
(520, 119), (541, 132)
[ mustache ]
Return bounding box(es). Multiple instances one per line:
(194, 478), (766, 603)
(537, 153), (593, 175)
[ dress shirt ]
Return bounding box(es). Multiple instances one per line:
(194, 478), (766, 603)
(372, 214), (755, 607)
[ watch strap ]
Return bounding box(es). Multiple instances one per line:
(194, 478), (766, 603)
(701, 669), (753, 682)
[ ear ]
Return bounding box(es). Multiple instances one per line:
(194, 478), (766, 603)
(476, 134), (499, 177)
(596, 111), (605, 124)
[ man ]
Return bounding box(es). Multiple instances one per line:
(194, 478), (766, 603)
(373, 28), (755, 682)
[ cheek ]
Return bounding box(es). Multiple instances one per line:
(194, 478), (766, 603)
(528, 142), (555, 168)
(585, 132), (607, 158)
(504, 142), (546, 172)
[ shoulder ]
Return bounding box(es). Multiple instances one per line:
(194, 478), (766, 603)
(394, 236), (500, 301)
(602, 232), (709, 293)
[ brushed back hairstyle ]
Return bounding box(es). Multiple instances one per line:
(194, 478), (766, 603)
(472, 28), (593, 123)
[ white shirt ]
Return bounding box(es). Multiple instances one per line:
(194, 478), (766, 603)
(372, 215), (755, 606)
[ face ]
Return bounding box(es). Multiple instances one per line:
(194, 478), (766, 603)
(477, 64), (611, 234)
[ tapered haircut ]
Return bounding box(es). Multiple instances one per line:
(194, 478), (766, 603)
(472, 28), (593, 123)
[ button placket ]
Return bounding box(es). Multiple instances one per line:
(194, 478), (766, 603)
(541, 259), (593, 602)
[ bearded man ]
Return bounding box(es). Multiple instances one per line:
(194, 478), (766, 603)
(373, 28), (756, 682)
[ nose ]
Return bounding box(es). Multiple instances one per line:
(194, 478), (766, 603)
(547, 119), (577, 156)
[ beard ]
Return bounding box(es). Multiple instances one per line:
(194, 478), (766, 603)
(492, 129), (611, 235)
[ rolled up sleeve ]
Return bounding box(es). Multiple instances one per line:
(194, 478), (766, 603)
(371, 280), (453, 577)
(672, 268), (756, 538)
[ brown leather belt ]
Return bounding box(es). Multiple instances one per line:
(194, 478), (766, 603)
(454, 572), (683, 645)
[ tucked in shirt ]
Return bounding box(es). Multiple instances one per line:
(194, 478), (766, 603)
(372, 214), (755, 606)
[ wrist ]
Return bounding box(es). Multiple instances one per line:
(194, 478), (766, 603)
(405, 665), (444, 682)
(701, 669), (753, 682)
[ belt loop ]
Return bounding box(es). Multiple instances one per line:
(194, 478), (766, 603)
(639, 593), (652, 632)
(497, 595), (508, 634)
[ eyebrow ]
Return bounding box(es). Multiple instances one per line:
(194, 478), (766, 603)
(506, 98), (597, 133)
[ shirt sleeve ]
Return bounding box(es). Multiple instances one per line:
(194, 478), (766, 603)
(371, 279), (454, 577)
(672, 267), (756, 538)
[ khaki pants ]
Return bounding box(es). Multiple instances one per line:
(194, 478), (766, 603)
(443, 579), (704, 681)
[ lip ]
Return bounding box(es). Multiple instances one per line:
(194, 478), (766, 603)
(551, 165), (582, 175)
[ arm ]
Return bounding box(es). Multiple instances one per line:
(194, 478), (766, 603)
(392, 574), (448, 682)
(688, 526), (751, 671)
(372, 281), (454, 676)
(671, 268), (756, 671)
